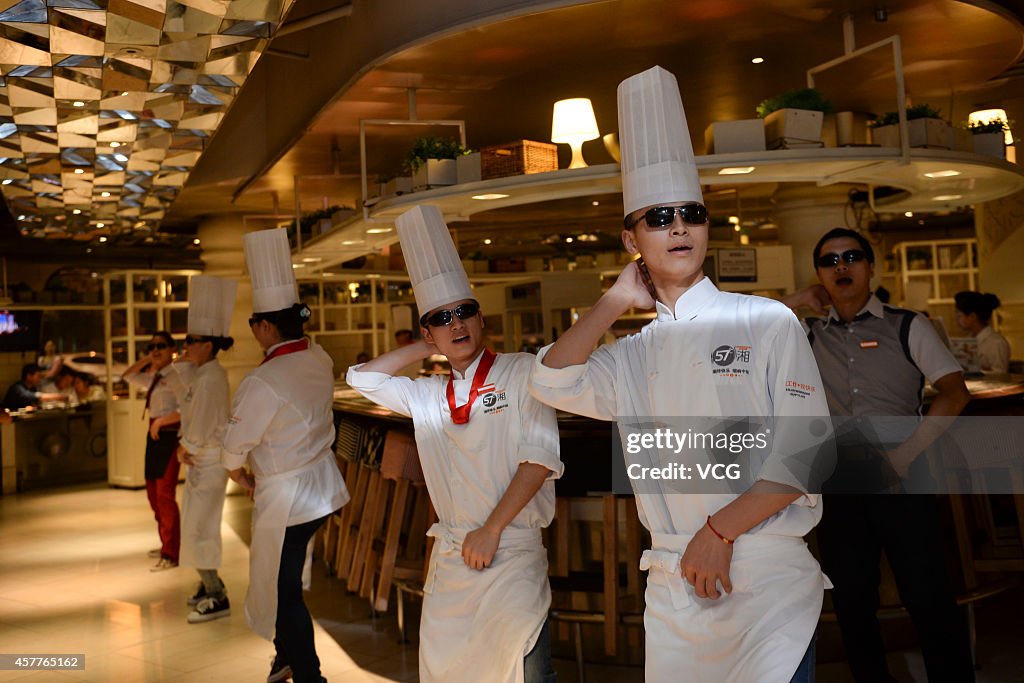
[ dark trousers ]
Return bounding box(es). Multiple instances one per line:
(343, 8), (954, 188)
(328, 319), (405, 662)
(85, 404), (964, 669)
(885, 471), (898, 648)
(817, 495), (974, 683)
(523, 620), (556, 683)
(145, 452), (180, 562)
(274, 515), (328, 683)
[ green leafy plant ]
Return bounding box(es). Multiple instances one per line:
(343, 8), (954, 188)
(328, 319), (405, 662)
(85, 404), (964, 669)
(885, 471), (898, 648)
(289, 205), (354, 235)
(966, 119), (1011, 135)
(402, 137), (470, 174)
(755, 88), (833, 118)
(870, 104), (944, 128)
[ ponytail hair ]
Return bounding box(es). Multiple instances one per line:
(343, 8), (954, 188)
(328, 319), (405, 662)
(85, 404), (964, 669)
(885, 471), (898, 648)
(208, 336), (235, 356)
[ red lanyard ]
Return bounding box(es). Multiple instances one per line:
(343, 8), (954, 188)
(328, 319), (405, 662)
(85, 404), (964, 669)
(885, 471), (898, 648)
(260, 339), (309, 365)
(445, 348), (496, 425)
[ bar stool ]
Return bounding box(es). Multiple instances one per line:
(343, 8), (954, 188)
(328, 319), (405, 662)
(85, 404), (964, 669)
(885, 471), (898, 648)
(319, 417), (366, 573)
(336, 424), (386, 583)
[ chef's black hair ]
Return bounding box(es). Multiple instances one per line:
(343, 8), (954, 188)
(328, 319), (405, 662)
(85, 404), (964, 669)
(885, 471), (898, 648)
(152, 330), (176, 348)
(954, 291), (1001, 324)
(208, 336), (235, 356)
(255, 303), (311, 341)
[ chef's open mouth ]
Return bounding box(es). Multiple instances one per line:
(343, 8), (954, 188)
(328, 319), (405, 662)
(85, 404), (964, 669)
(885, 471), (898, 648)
(452, 335), (471, 343)
(835, 277), (853, 285)
(668, 245), (692, 253)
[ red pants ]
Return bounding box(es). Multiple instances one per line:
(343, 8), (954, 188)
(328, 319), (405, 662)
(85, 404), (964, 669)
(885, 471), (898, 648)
(146, 453), (181, 562)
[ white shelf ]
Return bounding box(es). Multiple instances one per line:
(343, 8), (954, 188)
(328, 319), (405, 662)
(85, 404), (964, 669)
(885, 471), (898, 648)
(296, 149), (1024, 270)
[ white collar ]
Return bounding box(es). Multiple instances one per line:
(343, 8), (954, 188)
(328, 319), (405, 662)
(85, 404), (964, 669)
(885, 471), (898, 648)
(451, 348), (487, 381)
(825, 294), (884, 326)
(654, 276), (719, 322)
(976, 325), (995, 341)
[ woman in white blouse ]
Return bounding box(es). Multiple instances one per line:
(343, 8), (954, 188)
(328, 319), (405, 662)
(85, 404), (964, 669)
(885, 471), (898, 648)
(955, 291), (1011, 373)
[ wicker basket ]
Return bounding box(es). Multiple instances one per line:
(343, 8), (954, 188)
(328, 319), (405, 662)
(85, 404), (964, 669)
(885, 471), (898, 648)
(480, 140), (558, 179)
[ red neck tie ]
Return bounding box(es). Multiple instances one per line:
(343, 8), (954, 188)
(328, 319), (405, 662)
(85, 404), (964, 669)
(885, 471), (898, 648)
(445, 348), (496, 425)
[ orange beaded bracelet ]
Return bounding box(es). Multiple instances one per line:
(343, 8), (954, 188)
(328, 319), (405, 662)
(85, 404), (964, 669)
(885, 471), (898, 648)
(706, 515), (735, 544)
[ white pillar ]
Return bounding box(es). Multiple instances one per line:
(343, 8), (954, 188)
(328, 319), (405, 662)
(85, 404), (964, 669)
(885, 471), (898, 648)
(772, 184), (864, 292)
(197, 215), (262, 392)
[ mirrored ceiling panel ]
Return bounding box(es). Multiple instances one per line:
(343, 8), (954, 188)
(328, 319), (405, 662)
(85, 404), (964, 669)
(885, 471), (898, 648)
(0, 0), (293, 238)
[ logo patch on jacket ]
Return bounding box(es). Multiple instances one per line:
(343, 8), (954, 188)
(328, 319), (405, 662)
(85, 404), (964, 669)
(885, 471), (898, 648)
(480, 386), (509, 415)
(711, 344), (752, 376)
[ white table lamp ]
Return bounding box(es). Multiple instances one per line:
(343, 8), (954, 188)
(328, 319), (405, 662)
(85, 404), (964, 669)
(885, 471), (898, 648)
(551, 98), (600, 169)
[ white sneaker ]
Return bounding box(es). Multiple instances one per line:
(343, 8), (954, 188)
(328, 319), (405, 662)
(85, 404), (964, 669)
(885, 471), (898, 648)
(187, 595), (230, 623)
(150, 557), (178, 572)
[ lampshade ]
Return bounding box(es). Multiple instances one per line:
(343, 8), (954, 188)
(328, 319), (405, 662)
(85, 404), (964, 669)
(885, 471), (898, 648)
(551, 98), (600, 144)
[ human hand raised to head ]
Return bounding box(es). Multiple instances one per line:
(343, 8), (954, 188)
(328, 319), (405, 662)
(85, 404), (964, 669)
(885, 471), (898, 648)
(784, 284), (832, 315)
(608, 261), (657, 311)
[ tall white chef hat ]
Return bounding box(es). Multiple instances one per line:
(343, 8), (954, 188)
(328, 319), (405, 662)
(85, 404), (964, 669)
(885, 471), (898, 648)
(187, 275), (238, 337)
(617, 65), (702, 217)
(395, 204), (474, 319)
(243, 228), (299, 314)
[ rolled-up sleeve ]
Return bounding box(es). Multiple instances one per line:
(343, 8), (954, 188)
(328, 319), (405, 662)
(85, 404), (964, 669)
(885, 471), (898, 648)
(345, 364), (418, 417)
(529, 343), (619, 421)
(221, 375), (280, 470)
(513, 360), (563, 480)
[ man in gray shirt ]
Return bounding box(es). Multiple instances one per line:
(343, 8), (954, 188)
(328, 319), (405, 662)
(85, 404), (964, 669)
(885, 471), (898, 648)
(784, 227), (974, 683)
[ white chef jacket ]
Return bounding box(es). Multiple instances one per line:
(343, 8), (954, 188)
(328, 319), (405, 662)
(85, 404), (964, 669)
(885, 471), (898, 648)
(176, 359), (229, 570)
(529, 276), (832, 683)
(222, 341), (349, 640)
(125, 364), (185, 419)
(977, 325), (1011, 373)
(347, 350), (563, 683)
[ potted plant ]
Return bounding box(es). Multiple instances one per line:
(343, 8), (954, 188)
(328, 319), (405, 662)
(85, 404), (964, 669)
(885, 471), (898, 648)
(870, 104), (949, 149)
(756, 88), (833, 149)
(404, 137), (469, 190)
(966, 119), (1010, 159)
(288, 204), (354, 243)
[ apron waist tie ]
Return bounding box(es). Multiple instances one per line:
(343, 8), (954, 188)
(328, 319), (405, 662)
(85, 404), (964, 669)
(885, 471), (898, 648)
(424, 523), (543, 595)
(255, 449), (331, 484)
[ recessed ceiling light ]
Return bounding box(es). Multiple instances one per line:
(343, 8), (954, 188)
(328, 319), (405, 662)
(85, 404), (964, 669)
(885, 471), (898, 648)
(72, 209), (81, 214)
(100, 191), (110, 197)
(565, 236), (574, 243)
(923, 169), (961, 178)
(933, 194), (963, 201)
(1, 179), (11, 185)
(121, 91), (128, 96)
(728, 215), (740, 224)
(17, 214), (25, 220)
(72, 101), (84, 107)
(341, 239), (364, 246)
(366, 227), (393, 234)
(302, 257), (322, 262)
(98, 236), (107, 242)
(292, 263), (304, 269)
(322, 272), (335, 276)
(110, 141), (121, 148)
(904, 211), (913, 217)
(193, 238), (200, 245)
(96, 222), (104, 228)
(577, 233), (598, 242)
(592, 200), (600, 206)
(751, 57), (765, 64)
(74, 168), (83, 174)
(734, 225), (742, 232)
(719, 167), (756, 175)
(483, 238), (492, 245)
(471, 193), (510, 200)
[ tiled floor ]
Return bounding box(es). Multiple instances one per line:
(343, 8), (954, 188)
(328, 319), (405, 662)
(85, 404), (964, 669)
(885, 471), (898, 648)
(0, 483), (411, 683)
(2, 483), (1023, 682)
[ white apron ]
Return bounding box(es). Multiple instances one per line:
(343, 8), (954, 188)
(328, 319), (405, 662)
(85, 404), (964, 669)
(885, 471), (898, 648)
(179, 459), (228, 569)
(419, 523), (550, 683)
(245, 451), (334, 641)
(641, 531), (829, 683)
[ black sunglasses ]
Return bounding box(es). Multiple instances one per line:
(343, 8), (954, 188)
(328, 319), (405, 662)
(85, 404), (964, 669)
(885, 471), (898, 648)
(146, 342), (170, 352)
(815, 249), (868, 269)
(422, 302), (480, 327)
(626, 203), (708, 230)
(184, 335), (211, 345)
